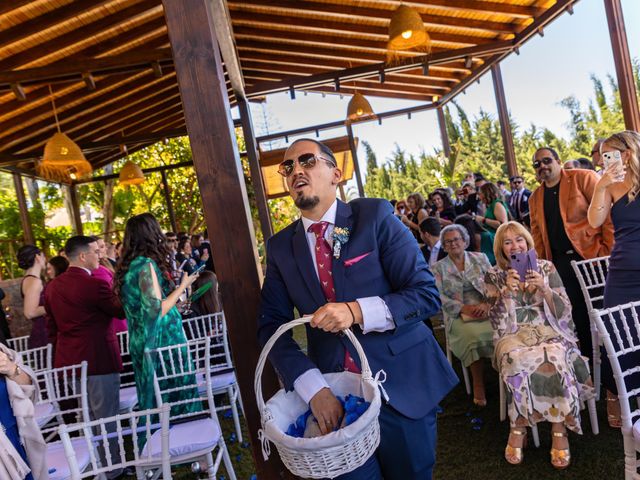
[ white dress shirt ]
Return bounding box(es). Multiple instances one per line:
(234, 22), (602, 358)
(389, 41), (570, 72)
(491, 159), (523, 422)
(428, 240), (442, 268)
(293, 199), (395, 404)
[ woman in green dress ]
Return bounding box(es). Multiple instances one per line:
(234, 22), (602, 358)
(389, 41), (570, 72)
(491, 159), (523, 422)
(114, 213), (201, 417)
(474, 182), (510, 264)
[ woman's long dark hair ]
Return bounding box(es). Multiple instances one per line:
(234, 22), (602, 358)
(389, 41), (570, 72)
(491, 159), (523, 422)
(192, 270), (222, 315)
(430, 189), (453, 211)
(114, 213), (172, 296)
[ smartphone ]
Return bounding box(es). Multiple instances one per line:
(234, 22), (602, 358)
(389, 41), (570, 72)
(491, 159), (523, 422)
(602, 150), (624, 182)
(191, 263), (206, 276)
(509, 249), (538, 282)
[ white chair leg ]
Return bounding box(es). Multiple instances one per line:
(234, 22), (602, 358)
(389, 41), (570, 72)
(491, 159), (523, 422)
(588, 398), (599, 435)
(461, 363), (471, 396)
(219, 439), (237, 480)
(228, 386), (243, 443)
(592, 320), (602, 401)
(499, 381), (506, 422)
(531, 424), (540, 448)
(446, 344), (453, 365)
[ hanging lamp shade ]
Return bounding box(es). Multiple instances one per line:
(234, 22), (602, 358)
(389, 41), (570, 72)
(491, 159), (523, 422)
(119, 160), (145, 186)
(387, 4), (431, 58)
(346, 92), (376, 124)
(38, 132), (92, 182)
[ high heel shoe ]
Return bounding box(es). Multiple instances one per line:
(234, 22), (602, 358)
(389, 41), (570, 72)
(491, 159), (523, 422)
(607, 397), (622, 428)
(504, 428), (527, 465)
(550, 431), (571, 469)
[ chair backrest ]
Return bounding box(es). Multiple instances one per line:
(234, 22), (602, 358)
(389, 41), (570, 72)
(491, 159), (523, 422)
(37, 361), (89, 440)
(146, 337), (215, 423)
(116, 330), (135, 388)
(182, 312), (225, 341)
(594, 300), (640, 430)
(58, 405), (172, 480)
(19, 343), (53, 372)
(185, 313), (233, 373)
(7, 335), (30, 352)
(571, 256), (610, 312)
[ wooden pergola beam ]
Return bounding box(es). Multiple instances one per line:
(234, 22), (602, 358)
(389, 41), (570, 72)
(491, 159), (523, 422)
(67, 184), (83, 235)
(436, 106), (451, 159)
(76, 161), (193, 184)
(210, 0), (246, 99)
(491, 64), (517, 177)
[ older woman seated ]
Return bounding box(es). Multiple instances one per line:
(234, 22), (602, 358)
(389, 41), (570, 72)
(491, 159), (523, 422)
(485, 221), (594, 469)
(433, 225), (494, 406)
(0, 343), (47, 479)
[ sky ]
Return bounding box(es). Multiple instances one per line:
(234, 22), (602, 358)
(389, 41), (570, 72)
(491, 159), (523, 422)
(242, 0), (640, 188)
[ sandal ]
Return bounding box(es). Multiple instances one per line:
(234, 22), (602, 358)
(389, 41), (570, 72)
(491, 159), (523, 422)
(550, 431), (571, 469)
(607, 396), (622, 428)
(504, 428), (527, 465)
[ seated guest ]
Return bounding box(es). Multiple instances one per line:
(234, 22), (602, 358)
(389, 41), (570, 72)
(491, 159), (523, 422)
(189, 270), (222, 317)
(106, 242), (117, 267)
(433, 225), (494, 407)
(474, 183), (509, 265)
(44, 236), (126, 480)
(45, 256), (68, 281)
(576, 157), (595, 170)
(17, 246), (48, 348)
(454, 214), (481, 253)
(429, 190), (456, 226)
(485, 222), (594, 469)
(176, 237), (208, 275)
(395, 199), (409, 217)
(563, 160), (579, 170)
(401, 192), (429, 242)
(0, 343), (47, 479)
(456, 182), (483, 216)
(419, 218), (446, 267)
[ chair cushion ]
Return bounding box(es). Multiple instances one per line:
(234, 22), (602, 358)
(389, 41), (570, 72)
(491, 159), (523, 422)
(119, 386), (138, 413)
(197, 371), (236, 395)
(142, 417), (221, 458)
(35, 402), (58, 428)
(47, 438), (91, 480)
(633, 417), (640, 441)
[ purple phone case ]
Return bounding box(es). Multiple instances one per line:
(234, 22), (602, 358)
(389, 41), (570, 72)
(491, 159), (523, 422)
(509, 249), (538, 282)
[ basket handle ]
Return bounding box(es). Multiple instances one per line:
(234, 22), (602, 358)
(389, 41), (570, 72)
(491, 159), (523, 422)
(254, 316), (373, 414)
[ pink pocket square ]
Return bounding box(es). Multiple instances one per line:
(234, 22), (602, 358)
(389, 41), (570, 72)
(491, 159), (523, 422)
(344, 251), (372, 267)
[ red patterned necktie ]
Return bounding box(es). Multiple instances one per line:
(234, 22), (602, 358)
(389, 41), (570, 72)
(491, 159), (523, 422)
(308, 222), (360, 373)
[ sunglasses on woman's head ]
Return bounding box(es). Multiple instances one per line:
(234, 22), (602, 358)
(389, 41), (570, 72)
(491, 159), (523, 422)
(277, 153), (337, 177)
(532, 157), (554, 169)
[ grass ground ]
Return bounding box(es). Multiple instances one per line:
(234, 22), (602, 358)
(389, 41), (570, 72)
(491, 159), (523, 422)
(174, 324), (626, 479)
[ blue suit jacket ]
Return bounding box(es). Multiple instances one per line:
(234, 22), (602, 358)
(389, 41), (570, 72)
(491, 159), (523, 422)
(258, 198), (458, 419)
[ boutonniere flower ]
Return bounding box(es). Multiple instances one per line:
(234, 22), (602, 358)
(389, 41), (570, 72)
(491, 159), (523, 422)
(332, 227), (350, 259)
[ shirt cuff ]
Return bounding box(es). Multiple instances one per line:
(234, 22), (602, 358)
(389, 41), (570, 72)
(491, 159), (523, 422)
(293, 368), (329, 405)
(357, 296), (395, 334)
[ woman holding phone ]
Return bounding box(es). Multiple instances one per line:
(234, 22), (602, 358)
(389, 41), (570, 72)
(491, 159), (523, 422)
(485, 221), (594, 469)
(115, 213), (202, 418)
(588, 130), (640, 428)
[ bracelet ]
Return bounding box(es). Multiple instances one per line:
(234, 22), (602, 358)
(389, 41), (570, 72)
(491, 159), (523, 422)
(344, 302), (356, 328)
(8, 364), (20, 379)
(482, 217), (487, 225)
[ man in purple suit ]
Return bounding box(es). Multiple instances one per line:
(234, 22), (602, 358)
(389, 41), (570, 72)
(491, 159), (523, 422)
(45, 235), (125, 479)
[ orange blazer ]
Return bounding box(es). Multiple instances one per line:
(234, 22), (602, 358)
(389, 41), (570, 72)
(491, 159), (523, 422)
(529, 169), (614, 260)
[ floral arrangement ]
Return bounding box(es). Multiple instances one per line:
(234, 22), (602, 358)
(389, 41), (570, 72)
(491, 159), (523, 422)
(332, 226), (350, 259)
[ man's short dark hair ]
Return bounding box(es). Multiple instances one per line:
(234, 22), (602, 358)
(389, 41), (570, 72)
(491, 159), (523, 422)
(65, 235), (96, 259)
(474, 172), (485, 182)
(165, 231), (176, 238)
(509, 175), (523, 182)
(497, 180), (506, 187)
(534, 146), (560, 161)
(576, 157), (595, 170)
(419, 218), (441, 237)
(288, 138), (337, 165)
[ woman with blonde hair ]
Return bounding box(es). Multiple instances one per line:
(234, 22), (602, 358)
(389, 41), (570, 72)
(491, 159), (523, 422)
(485, 221), (594, 469)
(588, 130), (640, 428)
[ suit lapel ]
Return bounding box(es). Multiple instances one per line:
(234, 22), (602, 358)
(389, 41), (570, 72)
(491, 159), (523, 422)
(292, 220), (326, 306)
(332, 200), (354, 302)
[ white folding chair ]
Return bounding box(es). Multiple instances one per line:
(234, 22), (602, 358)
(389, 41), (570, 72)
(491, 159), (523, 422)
(184, 313), (244, 442)
(595, 300), (640, 480)
(145, 337), (237, 480)
(7, 334), (30, 352)
(440, 312), (471, 396)
(58, 405), (172, 480)
(117, 330), (138, 413)
(41, 362), (91, 480)
(19, 343), (53, 372)
(571, 255), (610, 400)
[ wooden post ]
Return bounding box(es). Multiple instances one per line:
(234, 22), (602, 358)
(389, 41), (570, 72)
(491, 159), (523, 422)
(160, 170), (178, 233)
(161, 1), (285, 477)
(604, 0), (640, 131)
(67, 184), (83, 235)
(436, 106), (452, 159)
(491, 64), (518, 178)
(238, 97), (274, 241)
(12, 173), (34, 244)
(346, 123), (365, 197)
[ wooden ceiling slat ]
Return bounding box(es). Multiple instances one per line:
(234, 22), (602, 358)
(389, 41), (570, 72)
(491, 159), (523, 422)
(311, 85), (433, 102)
(228, 0), (518, 34)
(0, 0), (33, 17)
(0, 0), (111, 50)
(408, 0), (540, 18)
(0, 0), (160, 72)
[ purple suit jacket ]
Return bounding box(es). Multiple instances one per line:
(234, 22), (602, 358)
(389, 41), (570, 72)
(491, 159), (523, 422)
(44, 266), (124, 375)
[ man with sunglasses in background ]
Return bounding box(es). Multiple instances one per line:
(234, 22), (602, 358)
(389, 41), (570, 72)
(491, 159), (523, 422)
(258, 138), (457, 480)
(528, 146), (614, 362)
(508, 175), (531, 226)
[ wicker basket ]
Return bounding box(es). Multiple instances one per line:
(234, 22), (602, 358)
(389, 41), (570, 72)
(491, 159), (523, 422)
(254, 316), (386, 479)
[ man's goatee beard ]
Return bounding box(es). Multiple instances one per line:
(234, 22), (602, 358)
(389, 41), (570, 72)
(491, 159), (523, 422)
(295, 194), (320, 210)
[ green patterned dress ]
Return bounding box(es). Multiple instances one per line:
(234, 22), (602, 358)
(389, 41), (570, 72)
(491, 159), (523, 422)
(119, 256), (201, 417)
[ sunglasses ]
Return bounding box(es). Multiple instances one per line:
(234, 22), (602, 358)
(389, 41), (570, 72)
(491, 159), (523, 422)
(512, 180), (522, 185)
(532, 157), (554, 169)
(277, 153), (336, 177)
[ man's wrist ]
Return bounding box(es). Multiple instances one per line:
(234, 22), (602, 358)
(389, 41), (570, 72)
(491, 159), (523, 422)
(8, 363), (20, 379)
(347, 301), (363, 325)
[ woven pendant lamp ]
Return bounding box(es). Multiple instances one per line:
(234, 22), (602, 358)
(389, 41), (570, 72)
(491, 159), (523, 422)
(346, 92), (376, 124)
(387, 4), (431, 62)
(119, 160), (145, 186)
(38, 86), (92, 183)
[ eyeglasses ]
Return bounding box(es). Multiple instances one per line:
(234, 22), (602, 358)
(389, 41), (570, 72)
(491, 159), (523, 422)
(512, 180), (522, 185)
(443, 237), (463, 246)
(277, 153), (336, 177)
(532, 157), (554, 169)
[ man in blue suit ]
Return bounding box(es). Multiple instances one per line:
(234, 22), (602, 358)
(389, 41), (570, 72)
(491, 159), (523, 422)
(258, 139), (458, 479)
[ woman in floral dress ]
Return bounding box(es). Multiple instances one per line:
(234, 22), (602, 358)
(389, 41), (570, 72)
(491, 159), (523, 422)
(485, 221), (594, 469)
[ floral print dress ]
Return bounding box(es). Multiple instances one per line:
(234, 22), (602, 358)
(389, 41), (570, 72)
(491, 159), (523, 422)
(484, 260), (595, 433)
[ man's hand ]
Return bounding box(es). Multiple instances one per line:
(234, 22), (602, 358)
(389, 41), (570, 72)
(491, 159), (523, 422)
(310, 302), (362, 333)
(309, 387), (344, 435)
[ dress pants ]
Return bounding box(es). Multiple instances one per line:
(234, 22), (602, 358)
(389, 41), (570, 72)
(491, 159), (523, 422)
(337, 403), (438, 480)
(87, 373), (122, 479)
